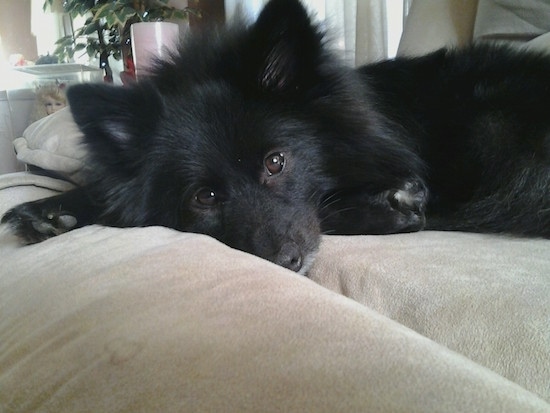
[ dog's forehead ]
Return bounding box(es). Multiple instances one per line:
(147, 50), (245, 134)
(157, 80), (322, 185)
(165, 84), (283, 151)
(147, 77), (326, 202)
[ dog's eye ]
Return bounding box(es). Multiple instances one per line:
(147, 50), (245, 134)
(194, 188), (218, 206)
(265, 152), (285, 176)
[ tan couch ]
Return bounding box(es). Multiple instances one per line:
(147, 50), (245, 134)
(1, 1), (549, 411)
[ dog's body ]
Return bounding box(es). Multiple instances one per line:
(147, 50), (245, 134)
(3, 0), (550, 273)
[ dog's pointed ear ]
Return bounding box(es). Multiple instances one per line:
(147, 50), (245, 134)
(67, 83), (163, 158)
(250, 0), (323, 94)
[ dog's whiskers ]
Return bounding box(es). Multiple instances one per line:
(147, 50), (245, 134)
(319, 206), (358, 225)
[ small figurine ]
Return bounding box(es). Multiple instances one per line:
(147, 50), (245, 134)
(31, 82), (67, 122)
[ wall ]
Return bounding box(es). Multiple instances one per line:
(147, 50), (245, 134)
(0, 0), (38, 63)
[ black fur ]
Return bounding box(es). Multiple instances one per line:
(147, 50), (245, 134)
(2, 0), (550, 273)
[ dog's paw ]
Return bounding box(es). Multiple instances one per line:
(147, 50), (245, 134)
(1, 204), (78, 244)
(385, 180), (428, 230)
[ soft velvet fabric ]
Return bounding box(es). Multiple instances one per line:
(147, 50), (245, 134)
(0, 173), (549, 412)
(310, 233), (550, 401)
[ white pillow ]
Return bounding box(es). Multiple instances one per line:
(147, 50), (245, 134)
(13, 107), (88, 185)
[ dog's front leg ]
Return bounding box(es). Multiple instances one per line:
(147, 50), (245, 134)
(1, 187), (98, 244)
(320, 179), (428, 235)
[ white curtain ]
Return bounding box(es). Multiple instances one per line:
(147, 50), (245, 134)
(225, 0), (412, 66)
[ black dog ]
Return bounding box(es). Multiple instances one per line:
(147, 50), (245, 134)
(3, 0), (550, 273)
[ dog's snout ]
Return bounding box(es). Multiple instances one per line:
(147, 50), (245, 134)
(276, 241), (303, 272)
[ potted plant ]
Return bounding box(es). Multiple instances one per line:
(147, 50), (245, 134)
(43, 0), (197, 82)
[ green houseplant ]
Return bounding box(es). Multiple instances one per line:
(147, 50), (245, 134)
(43, 0), (196, 82)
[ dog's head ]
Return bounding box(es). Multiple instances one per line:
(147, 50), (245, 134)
(67, 0), (355, 273)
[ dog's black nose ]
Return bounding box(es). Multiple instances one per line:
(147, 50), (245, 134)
(276, 241), (303, 272)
